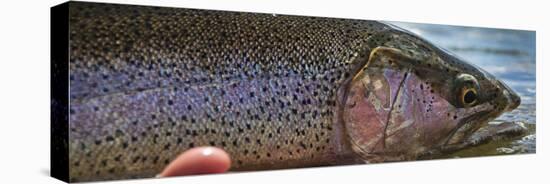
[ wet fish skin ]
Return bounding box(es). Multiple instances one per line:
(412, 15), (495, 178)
(68, 2), (386, 181)
(65, 2), (520, 182)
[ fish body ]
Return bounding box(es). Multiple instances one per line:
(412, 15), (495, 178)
(64, 2), (520, 182)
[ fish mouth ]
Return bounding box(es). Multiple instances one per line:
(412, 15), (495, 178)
(443, 109), (492, 146)
(418, 110), (493, 157)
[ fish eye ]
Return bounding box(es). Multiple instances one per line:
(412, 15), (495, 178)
(461, 88), (478, 106)
(455, 73), (480, 107)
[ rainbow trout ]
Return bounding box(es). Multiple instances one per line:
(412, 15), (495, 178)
(64, 2), (520, 182)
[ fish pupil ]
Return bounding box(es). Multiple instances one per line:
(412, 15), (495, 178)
(464, 90), (477, 104)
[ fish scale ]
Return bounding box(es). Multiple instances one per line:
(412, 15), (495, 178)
(67, 2), (387, 182)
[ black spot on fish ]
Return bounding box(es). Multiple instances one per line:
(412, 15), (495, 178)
(153, 134), (159, 143)
(114, 154), (122, 162)
(115, 129), (124, 137)
(153, 156), (159, 164)
(105, 136), (114, 142)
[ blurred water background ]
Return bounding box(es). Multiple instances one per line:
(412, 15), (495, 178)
(390, 22), (536, 156)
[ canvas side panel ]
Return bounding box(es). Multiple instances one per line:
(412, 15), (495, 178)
(51, 2), (70, 182)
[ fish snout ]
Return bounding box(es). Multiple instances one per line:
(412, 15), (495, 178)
(505, 88), (521, 111)
(499, 80), (521, 112)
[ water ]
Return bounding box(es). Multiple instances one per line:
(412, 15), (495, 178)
(390, 22), (536, 157)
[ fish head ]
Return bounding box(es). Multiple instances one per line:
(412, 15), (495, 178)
(341, 28), (520, 162)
